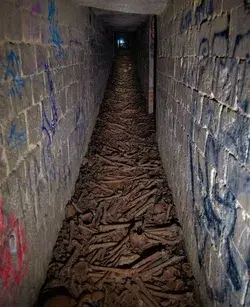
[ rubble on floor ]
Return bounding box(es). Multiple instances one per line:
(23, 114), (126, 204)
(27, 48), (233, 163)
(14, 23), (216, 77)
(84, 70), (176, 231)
(37, 56), (197, 307)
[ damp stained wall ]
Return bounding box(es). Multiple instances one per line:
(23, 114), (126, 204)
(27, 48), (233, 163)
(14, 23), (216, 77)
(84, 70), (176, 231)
(156, 0), (250, 306)
(0, 0), (113, 305)
(135, 16), (155, 114)
(135, 19), (150, 109)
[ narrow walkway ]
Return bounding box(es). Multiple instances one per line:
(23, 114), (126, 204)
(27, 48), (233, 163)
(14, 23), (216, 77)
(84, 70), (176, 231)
(38, 56), (196, 307)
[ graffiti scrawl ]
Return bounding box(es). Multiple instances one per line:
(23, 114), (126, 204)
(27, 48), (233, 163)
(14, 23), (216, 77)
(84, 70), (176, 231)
(3, 51), (25, 97)
(188, 13), (250, 304)
(48, 0), (63, 57)
(7, 122), (26, 149)
(0, 198), (28, 306)
(41, 63), (58, 181)
(41, 63), (58, 147)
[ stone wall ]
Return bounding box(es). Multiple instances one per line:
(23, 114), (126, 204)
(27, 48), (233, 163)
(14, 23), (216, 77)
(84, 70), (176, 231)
(135, 16), (155, 114)
(135, 18), (150, 106)
(157, 0), (250, 306)
(0, 0), (113, 305)
(148, 15), (155, 114)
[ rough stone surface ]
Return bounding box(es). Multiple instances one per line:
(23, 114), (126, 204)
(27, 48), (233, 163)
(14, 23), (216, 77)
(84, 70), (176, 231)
(0, 0), (112, 306)
(135, 19), (149, 104)
(135, 15), (155, 114)
(75, 0), (167, 15)
(93, 8), (149, 32)
(156, 1), (250, 306)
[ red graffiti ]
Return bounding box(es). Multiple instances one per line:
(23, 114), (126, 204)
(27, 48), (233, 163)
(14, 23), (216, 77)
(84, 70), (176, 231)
(0, 198), (28, 306)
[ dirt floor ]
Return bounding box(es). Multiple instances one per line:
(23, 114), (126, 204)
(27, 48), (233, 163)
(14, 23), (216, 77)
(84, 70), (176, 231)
(37, 56), (197, 307)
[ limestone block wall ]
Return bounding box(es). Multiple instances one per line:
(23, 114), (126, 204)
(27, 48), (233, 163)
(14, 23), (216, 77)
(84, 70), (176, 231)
(0, 0), (113, 305)
(156, 1), (250, 306)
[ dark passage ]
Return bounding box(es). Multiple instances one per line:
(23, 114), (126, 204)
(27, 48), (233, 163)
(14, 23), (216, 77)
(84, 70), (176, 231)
(37, 56), (196, 307)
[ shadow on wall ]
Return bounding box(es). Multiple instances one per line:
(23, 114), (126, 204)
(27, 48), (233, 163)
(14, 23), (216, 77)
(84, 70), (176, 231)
(185, 1), (250, 305)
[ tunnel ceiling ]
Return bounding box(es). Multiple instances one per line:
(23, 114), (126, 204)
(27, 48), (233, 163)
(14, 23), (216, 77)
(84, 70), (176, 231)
(92, 8), (149, 32)
(75, 0), (166, 14)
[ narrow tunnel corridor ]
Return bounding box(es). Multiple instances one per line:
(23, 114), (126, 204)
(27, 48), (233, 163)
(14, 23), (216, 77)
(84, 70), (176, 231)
(1, 0), (250, 306)
(37, 55), (196, 306)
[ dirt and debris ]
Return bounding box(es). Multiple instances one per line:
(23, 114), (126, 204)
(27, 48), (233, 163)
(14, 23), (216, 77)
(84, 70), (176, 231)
(37, 56), (197, 307)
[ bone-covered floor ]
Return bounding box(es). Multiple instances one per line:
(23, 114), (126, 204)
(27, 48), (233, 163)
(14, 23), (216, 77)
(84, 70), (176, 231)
(37, 56), (197, 307)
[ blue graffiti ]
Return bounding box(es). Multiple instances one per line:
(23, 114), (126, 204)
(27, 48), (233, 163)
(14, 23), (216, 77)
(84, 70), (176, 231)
(211, 25), (250, 163)
(190, 132), (242, 302)
(188, 17), (250, 303)
(7, 122), (26, 148)
(195, 0), (213, 26)
(180, 9), (192, 31)
(41, 64), (58, 181)
(41, 63), (58, 147)
(3, 51), (25, 97)
(48, 0), (63, 56)
(220, 114), (250, 165)
(198, 22), (250, 115)
(194, 136), (241, 302)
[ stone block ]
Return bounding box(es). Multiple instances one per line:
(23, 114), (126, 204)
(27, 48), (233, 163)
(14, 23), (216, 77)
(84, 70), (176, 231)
(192, 90), (203, 124)
(37, 177), (50, 229)
(0, 88), (13, 122)
(0, 148), (8, 184)
(25, 145), (42, 192)
(222, 0), (244, 12)
(210, 14), (230, 57)
(3, 114), (28, 169)
(52, 69), (64, 92)
(27, 103), (42, 145)
(41, 97), (52, 127)
(194, 122), (207, 153)
(32, 73), (45, 104)
(1, 169), (24, 219)
(66, 82), (78, 109)
(47, 46), (61, 70)
(229, 6), (250, 58)
(227, 154), (250, 214)
(212, 57), (238, 107)
(20, 44), (36, 75)
(233, 207), (250, 263)
(219, 107), (250, 164)
(55, 88), (66, 117)
(11, 76), (33, 115)
(40, 18), (49, 45)
(200, 97), (221, 135)
(29, 0), (48, 16)
(22, 9), (41, 43)
(36, 45), (48, 73)
(0, 46), (5, 83)
(3, 2), (22, 41)
(0, 9), (4, 41)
